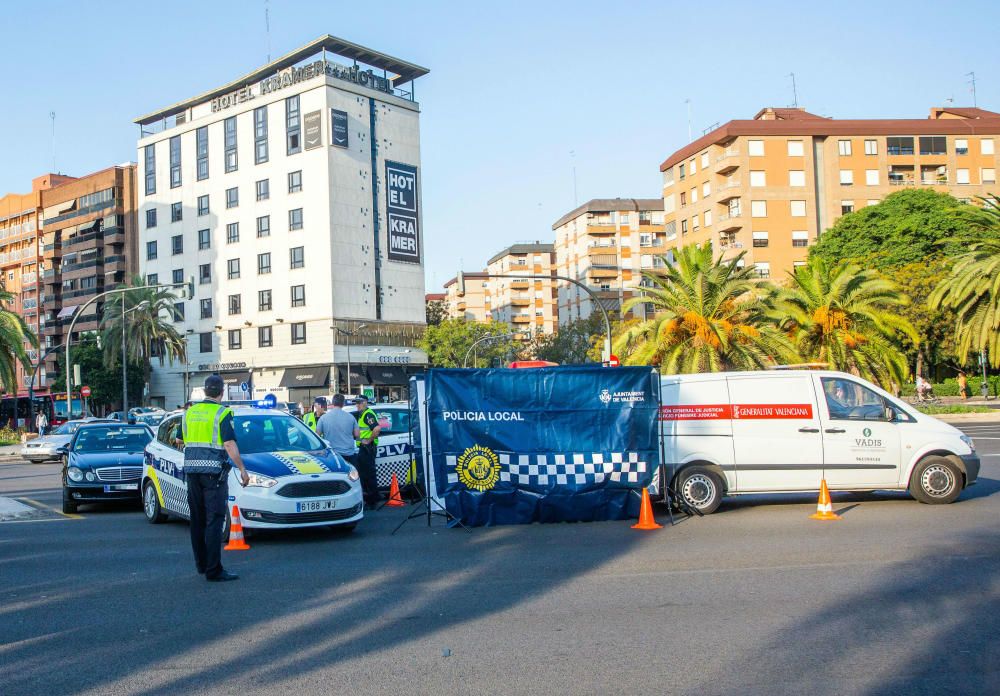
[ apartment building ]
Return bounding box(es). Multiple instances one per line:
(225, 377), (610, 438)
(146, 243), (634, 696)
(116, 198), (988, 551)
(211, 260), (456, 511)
(135, 35), (429, 406)
(443, 272), (491, 323)
(485, 242), (558, 336)
(552, 198), (666, 325)
(660, 106), (1000, 279)
(39, 166), (139, 383)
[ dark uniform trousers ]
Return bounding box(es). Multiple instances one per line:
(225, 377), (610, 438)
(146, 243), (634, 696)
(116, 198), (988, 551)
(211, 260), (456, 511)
(187, 472), (229, 578)
(356, 443), (379, 504)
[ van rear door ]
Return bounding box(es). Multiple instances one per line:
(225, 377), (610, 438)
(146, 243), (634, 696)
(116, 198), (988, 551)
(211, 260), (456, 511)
(726, 374), (824, 491)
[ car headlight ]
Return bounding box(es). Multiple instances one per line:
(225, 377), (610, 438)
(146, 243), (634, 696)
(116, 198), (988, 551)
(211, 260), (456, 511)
(85, 471), (96, 481)
(960, 434), (976, 452)
(348, 465), (360, 482)
(67, 467), (84, 482)
(246, 472), (278, 488)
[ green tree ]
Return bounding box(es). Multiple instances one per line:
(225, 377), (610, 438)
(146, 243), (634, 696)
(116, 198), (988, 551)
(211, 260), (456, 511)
(49, 340), (145, 411)
(0, 287), (36, 394)
(527, 315), (605, 364)
(419, 319), (521, 367)
(100, 276), (188, 401)
(425, 298), (447, 326)
(771, 258), (918, 388)
(613, 243), (795, 372)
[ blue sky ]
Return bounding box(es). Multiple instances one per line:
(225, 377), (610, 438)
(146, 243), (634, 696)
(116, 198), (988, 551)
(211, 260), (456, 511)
(1, 0), (997, 291)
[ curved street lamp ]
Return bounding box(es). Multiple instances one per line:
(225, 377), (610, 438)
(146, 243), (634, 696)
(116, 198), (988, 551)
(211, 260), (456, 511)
(463, 333), (514, 368)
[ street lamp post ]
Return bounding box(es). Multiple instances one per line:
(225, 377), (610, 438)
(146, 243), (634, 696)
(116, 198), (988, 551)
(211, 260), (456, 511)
(464, 333), (514, 368)
(333, 323), (367, 394)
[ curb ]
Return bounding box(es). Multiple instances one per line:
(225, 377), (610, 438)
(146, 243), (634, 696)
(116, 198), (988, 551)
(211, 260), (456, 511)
(935, 413), (1000, 423)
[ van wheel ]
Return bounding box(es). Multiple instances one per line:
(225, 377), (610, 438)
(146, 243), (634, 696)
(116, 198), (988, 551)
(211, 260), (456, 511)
(143, 481), (167, 523)
(909, 456), (962, 505)
(675, 466), (723, 514)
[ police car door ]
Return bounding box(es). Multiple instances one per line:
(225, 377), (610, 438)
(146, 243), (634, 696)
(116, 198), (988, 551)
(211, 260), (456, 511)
(147, 414), (189, 516)
(815, 376), (901, 488)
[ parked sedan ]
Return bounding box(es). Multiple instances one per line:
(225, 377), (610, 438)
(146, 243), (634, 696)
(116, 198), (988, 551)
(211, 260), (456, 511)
(20, 418), (114, 463)
(62, 423), (154, 513)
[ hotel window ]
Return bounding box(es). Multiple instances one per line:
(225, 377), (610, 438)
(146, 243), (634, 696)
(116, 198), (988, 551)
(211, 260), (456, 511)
(196, 126), (209, 180)
(791, 200), (807, 217)
(170, 270), (182, 286)
(224, 116), (238, 172)
(982, 139), (995, 155)
(145, 208), (157, 229)
(197, 195), (209, 216)
(692, 214), (699, 231)
(887, 137), (914, 155)
(748, 140), (765, 156)
(291, 322), (306, 345)
(144, 144), (156, 195)
(755, 261), (770, 279)
(704, 210), (712, 226)
(289, 208), (303, 231)
(199, 333), (212, 353)
(288, 170), (302, 193)
(701, 152), (709, 169)
(679, 163), (686, 180)
(957, 168), (970, 185)
(226, 187), (239, 209)
(227, 258), (241, 280)
(919, 136), (946, 156)
(171, 235), (183, 255)
(171, 202), (182, 222)
(702, 181), (710, 197)
(146, 241), (157, 260)
(258, 289), (272, 311)
(257, 252), (271, 275)
(955, 139), (969, 156)
(228, 294), (241, 316)
(200, 298), (213, 319)
(147, 273), (158, 285)
(254, 105), (269, 164)
(258, 325), (272, 348)
(290, 246), (304, 269)
(291, 284), (306, 307)
(690, 188), (697, 203)
(750, 200), (767, 218)
(787, 140), (804, 156)
(865, 170), (879, 186)
(752, 231), (768, 248)
(198, 228), (210, 250)
(750, 170), (766, 187)
(864, 139), (878, 156)
(792, 231), (809, 247)
(838, 140), (852, 156)
(169, 136), (181, 188)
(256, 215), (270, 238)
(983, 168), (996, 184)
(226, 222), (239, 244)
(228, 329), (242, 350)
(789, 170), (805, 187)
(286, 95), (301, 155)
(841, 200), (855, 214)
(199, 263), (212, 284)
(839, 170), (854, 185)
(680, 219), (688, 235)
(679, 191), (686, 207)
(689, 158), (697, 174)
(254, 180), (269, 204)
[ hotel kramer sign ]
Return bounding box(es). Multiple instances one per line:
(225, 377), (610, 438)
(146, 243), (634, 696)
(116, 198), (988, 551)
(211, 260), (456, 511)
(211, 60), (393, 113)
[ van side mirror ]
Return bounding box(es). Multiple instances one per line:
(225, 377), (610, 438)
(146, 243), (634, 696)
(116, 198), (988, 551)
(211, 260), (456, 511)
(884, 406), (895, 422)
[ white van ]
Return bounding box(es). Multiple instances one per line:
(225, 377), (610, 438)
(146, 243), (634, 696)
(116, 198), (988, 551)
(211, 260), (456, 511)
(660, 370), (980, 514)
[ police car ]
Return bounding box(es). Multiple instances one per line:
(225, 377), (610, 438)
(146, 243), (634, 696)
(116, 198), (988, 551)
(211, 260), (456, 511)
(141, 404), (364, 532)
(343, 402), (413, 488)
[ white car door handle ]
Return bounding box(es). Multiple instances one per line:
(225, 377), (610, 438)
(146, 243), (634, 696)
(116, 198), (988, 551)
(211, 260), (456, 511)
(798, 427), (820, 433)
(825, 427), (846, 434)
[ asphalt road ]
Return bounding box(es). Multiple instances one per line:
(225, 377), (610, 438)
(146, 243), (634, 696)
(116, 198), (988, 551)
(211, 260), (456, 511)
(1, 421), (998, 696)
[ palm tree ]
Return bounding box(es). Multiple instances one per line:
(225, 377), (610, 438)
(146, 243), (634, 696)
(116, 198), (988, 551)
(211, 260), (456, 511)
(930, 195), (1000, 367)
(771, 258), (917, 388)
(613, 243), (795, 372)
(101, 276), (187, 399)
(0, 287), (37, 394)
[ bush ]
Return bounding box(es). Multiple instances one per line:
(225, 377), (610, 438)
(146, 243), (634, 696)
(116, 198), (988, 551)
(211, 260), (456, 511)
(899, 376), (1000, 397)
(0, 426), (21, 445)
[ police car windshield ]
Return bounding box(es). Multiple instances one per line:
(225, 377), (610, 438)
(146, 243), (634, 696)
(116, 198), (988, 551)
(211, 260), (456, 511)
(233, 413), (325, 454)
(73, 427), (152, 452)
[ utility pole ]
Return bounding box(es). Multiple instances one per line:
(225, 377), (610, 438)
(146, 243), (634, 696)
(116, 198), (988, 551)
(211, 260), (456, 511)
(789, 72), (798, 108)
(966, 71), (977, 107)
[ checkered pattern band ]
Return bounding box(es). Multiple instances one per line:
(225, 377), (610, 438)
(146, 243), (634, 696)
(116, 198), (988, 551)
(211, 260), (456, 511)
(376, 458), (411, 488)
(445, 452), (647, 487)
(161, 477), (190, 517)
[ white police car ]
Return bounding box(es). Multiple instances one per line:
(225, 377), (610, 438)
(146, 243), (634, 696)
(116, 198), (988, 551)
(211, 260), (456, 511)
(344, 402), (413, 488)
(141, 404), (363, 532)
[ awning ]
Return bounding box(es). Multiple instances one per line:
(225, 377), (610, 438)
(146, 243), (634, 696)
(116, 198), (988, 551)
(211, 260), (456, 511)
(218, 371), (251, 387)
(365, 365), (408, 385)
(56, 305), (78, 319)
(279, 366), (330, 389)
(335, 364), (369, 387)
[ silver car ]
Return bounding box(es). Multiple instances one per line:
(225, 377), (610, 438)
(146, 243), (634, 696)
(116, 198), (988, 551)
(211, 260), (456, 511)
(20, 419), (114, 463)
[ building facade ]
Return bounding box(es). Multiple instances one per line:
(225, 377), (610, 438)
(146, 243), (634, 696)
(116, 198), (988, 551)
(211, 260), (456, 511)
(485, 242), (558, 336)
(552, 198), (666, 325)
(443, 272), (491, 323)
(660, 106), (1000, 279)
(135, 36), (429, 407)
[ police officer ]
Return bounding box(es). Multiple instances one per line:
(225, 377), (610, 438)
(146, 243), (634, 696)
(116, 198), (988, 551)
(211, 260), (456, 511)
(304, 396), (327, 431)
(182, 375), (249, 582)
(353, 394), (382, 507)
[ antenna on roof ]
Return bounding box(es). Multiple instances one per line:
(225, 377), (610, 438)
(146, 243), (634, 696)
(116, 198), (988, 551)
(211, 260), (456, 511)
(49, 111), (56, 173)
(265, 0), (271, 63)
(788, 72), (798, 108)
(966, 71), (977, 107)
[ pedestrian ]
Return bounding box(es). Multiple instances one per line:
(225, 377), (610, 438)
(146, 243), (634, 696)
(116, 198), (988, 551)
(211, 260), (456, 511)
(35, 410), (48, 436)
(958, 370), (969, 400)
(181, 375), (249, 582)
(303, 396), (327, 431)
(316, 394), (360, 464)
(353, 394), (382, 507)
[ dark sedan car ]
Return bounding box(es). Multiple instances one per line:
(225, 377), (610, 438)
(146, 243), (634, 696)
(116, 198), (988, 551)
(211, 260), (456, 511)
(62, 423), (154, 514)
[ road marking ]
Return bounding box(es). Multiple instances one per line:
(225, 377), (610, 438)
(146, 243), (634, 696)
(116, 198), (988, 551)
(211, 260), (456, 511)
(15, 496), (83, 520)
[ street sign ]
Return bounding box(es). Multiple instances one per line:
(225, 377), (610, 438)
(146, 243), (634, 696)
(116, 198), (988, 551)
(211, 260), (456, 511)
(80, 386), (92, 397)
(608, 354), (620, 367)
(239, 381), (249, 392)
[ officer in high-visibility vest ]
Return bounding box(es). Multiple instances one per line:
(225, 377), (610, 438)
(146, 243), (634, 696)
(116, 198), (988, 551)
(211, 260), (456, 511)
(182, 375), (249, 582)
(353, 394), (382, 507)
(303, 396), (327, 431)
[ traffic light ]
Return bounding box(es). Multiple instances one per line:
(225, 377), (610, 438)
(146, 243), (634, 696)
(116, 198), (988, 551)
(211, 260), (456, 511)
(456, 271), (466, 297)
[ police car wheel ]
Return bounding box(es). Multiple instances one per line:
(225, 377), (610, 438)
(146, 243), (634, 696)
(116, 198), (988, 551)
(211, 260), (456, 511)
(909, 456), (962, 505)
(676, 466), (723, 514)
(143, 482), (167, 523)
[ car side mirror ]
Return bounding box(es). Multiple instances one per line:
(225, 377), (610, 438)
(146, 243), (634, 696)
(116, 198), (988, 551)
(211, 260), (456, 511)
(884, 406), (896, 422)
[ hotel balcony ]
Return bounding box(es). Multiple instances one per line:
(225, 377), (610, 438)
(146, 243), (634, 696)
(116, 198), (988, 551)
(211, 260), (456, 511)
(716, 211), (745, 233)
(716, 181), (742, 203)
(715, 148), (740, 174)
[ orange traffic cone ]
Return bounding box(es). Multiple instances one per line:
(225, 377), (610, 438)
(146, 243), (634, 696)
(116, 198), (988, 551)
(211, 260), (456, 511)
(809, 479), (841, 521)
(224, 505), (251, 550)
(384, 473), (406, 507)
(632, 488), (663, 530)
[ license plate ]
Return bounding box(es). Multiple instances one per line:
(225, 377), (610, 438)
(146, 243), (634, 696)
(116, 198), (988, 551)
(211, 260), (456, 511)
(104, 484), (138, 492)
(296, 500), (337, 512)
